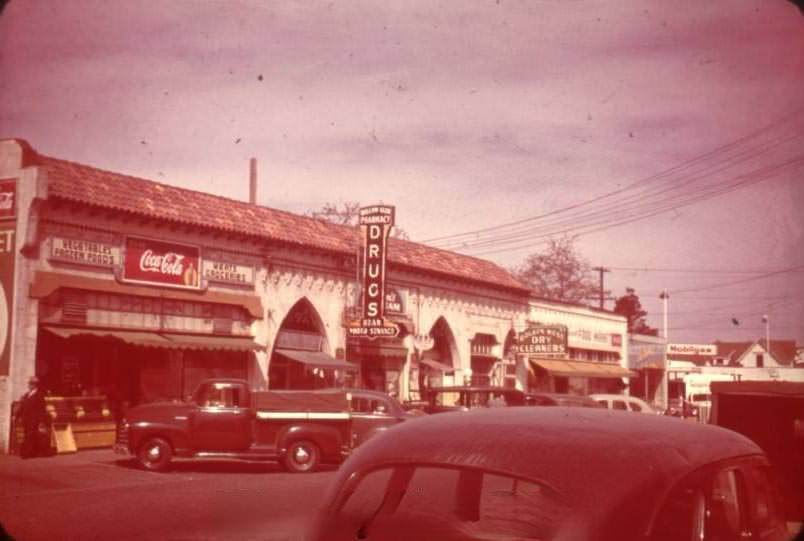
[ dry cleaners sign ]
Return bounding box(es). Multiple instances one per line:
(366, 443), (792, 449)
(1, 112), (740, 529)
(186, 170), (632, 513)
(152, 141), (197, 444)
(516, 325), (568, 356)
(347, 205), (399, 339)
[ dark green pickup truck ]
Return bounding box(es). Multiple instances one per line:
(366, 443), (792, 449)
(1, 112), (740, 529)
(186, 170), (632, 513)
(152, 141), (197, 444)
(115, 379), (412, 473)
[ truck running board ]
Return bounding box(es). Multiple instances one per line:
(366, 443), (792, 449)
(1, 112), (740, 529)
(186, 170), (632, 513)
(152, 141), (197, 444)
(194, 451), (278, 461)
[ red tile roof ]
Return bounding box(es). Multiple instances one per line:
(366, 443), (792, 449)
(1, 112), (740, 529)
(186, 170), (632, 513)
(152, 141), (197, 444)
(37, 153), (528, 293)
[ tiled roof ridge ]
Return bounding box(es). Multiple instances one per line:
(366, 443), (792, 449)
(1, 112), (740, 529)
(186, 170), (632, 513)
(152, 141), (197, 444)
(38, 153), (327, 223)
(33, 150), (529, 293)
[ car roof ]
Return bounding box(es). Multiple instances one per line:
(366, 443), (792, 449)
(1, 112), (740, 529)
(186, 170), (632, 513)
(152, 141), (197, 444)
(590, 393), (648, 402)
(328, 407), (762, 512)
(426, 386), (524, 393)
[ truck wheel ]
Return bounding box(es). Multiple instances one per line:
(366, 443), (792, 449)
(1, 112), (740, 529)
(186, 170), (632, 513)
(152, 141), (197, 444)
(284, 440), (320, 473)
(137, 437), (172, 472)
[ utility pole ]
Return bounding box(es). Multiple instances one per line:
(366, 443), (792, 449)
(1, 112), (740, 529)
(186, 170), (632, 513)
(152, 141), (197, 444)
(592, 266), (610, 309)
(660, 289), (669, 410)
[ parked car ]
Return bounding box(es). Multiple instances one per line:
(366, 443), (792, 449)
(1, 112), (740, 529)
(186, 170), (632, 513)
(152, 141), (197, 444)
(590, 393), (657, 414)
(525, 392), (605, 408)
(421, 385), (526, 413)
(311, 407), (791, 541)
(710, 380), (804, 522)
(115, 379), (409, 473)
(664, 396), (701, 419)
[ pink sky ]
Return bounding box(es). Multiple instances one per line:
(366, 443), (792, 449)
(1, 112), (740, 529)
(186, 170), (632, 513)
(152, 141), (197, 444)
(1, 0), (803, 344)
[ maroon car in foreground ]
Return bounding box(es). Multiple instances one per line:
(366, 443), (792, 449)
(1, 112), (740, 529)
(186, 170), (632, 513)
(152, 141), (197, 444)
(312, 407), (793, 540)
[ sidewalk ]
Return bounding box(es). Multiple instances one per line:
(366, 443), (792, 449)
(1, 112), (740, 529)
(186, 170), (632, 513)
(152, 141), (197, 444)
(0, 447), (120, 475)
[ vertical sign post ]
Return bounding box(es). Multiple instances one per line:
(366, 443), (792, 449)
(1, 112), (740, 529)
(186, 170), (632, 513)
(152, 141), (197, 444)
(0, 179), (18, 376)
(347, 205), (399, 340)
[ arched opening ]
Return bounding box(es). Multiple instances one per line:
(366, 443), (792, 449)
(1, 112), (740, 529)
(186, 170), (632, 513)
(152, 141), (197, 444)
(347, 322), (411, 396)
(470, 333), (499, 386)
(269, 298), (356, 389)
(418, 317), (458, 392)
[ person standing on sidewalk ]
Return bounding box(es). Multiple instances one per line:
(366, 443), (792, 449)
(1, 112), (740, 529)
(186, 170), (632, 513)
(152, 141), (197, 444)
(15, 376), (48, 458)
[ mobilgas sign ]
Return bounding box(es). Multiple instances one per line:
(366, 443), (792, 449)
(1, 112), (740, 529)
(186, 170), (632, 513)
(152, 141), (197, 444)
(347, 205), (399, 339)
(516, 325), (568, 356)
(667, 343), (717, 356)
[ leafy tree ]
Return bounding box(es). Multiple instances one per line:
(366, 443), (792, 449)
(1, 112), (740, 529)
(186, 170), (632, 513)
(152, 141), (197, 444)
(511, 237), (598, 303)
(613, 287), (658, 335)
(307, 201), (409, 239)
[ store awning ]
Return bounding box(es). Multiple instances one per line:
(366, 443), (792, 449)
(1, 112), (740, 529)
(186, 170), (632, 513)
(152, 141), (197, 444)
(419, 358), (456, 373)
(44, 327), (173, 347)
(275, 349), (358, 371)
(529, 358), (636, 379)
(43, 326), (264, 351)
(161, 334), (264, 352)
(30, 270), (264, 318)
(630, 352), (665, 370)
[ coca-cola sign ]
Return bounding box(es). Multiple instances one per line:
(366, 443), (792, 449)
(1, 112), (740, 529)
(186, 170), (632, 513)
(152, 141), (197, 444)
(123, 237), (201, 289)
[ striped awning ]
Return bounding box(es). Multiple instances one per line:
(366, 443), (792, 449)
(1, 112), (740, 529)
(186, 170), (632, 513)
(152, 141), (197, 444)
(275, 349), (359, 370)
(43, 326), (263, 351)
(529, 358), (636, 379)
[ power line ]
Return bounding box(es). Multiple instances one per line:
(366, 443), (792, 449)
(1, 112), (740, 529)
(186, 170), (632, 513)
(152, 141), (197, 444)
(609, 266), (804, 274)
(423, 109), (804, 249)
(471, 157), (804, 256)
(443, 131), (803, 252)
(672, 263), (804, 294)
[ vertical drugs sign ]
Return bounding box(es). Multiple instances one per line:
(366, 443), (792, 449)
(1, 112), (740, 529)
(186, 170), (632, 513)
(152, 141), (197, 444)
(0, 179), (17, 376)
(347, 205), (399, 339)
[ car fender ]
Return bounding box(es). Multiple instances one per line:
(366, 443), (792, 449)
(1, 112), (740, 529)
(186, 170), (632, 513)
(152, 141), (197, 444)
(129, 420), (191, 455)
(277, 423), (345, 461)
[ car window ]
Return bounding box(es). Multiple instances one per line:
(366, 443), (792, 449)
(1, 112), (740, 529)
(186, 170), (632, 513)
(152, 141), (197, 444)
(595, 400), (607, 408)
(351, 397), (372, 413)
(335, 466), (569, 540)
(745, 466), (783, 536)
(628, 401), (642, 412)
(200, 385), (241, 408)
(651, 483), (706, 541)
(612, 400), (628, 410)
(707, 469), (747, 540)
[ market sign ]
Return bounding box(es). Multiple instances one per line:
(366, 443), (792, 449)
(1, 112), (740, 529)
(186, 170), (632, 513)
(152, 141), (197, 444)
(202, 260), (255, 287)
(347, 205), (399, 339)
(0, 223), (15, 376)
(50, 237), (121, 268)
(0, 180), (16, 221)
(122, 237), (201, 289)
(667, 343), (716, 356)
(516, 325), (568, 356)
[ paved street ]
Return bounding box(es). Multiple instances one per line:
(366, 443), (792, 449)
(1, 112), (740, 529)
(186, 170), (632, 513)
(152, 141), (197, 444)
(0, 450), (335, 541)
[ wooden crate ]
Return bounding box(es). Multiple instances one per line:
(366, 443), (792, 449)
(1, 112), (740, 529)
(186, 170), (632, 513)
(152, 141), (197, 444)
(71, 422), (117, 449)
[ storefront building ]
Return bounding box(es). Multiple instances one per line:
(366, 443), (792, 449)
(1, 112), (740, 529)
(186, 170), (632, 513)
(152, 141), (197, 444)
(522, 298), (631, 395)
(628, 333), (667, 409)
(0, 139), (530, 452)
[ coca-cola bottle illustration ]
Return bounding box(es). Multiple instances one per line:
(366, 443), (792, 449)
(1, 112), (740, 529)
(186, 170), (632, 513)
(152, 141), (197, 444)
(183, 262), (199, 287)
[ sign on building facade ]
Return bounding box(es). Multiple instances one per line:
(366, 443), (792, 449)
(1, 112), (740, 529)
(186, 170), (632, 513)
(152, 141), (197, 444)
(667, 343), (717, 356)
(516, 324), (568, 356)
(50, 237), (121, 268)
(346, 205), (399, 339)
(0, 179), (16, 376)
(123, 237), (201, 289)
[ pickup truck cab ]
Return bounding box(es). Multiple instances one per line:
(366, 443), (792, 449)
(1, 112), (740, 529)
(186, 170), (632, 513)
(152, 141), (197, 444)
(115, 379), (411, 473)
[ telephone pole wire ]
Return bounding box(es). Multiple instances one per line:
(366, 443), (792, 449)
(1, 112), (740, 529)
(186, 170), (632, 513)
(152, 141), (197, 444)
(592, 266), (611, 309)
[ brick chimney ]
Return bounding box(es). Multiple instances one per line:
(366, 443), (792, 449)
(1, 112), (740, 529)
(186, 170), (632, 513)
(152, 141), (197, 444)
(249, 158), (257, 205)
